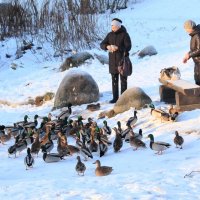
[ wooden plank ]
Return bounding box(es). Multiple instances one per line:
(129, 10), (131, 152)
(176, 104), (200, 112)
(159, 79), (200, 96)
(175, 92), (200, 106)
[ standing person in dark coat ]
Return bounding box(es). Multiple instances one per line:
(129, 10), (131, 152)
(100, 18), (132, 103)
(183, 20), (200, 85)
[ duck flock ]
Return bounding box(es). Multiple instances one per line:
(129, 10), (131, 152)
(0, 102), (183, 176)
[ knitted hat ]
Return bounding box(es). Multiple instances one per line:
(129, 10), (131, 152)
(184, 20), (196, 30)
(111, 18), (122, 27)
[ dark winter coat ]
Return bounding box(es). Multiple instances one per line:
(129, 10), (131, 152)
(189, 25), (200, 65)
(100, 26), (132, 74)
(189, 25), (200, 84)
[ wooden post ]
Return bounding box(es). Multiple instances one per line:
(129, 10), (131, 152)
(159, 85), (176, 104)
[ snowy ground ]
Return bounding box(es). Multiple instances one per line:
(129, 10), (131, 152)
(1, 0), (200, 199)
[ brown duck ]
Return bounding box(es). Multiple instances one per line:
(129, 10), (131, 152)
(174, 131), (184, 149)
(93, 160), (113, 176)
(113, 127), (123, 152)
(75, 156), (86, 176)
(31, 130), (41, 156)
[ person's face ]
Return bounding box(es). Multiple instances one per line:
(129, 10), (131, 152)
(112, 25), (120, 32)
(185, 28), (193, 34)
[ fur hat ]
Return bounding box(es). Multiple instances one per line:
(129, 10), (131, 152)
(112, 18), (122, 23)
(184, 20), (196, 30)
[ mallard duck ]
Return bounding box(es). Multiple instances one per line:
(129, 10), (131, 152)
(86, 103), (100, 111)
(147, 134), (171, 155)
(43, 151), (64, 163)
(169, 104), (178, 115)
(24, 148), (34, 170)
(41, 133), (54, 153)
(93, 160), (113, 176)
(174, 131), (184, 149)
(113, 127), (123, 152)
(80, 138), (93, 161)
(121, 123), (132, 140)
(149, 104), (166, 119)
(117, 121), (123, 135)
(57, 136), (70, 157)
(75, 156), (86, 176)
(14, 115), (29, 128)
(170, 112), (179, 122)
(8, 144), (17, 158)
(129, 130), (146, 150)
(15, 139), (28, 155)
(0, 129), (12, 144)
(67, 144), (80, 155)
(23, 114), (39, 129)
(0, 125), (5, 137)
(126, 110), (138, 127)
(31, 131), (41, 156)
(99, 139), (108, 157)
(57, 103), (72, 120)
(102, 120), (112, 135)
(89, 134), (98, 153)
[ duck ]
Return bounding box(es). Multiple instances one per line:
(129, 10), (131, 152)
(98, 139), (108, 157)
(0, 125), (5, 137)
(117, 121), (123, 135)
(8, 144), (17, 158)
(14, 115), (29, 128)
(93, 160), (113, 176)
(75, 156), (86, 176)
(169, 104), (178, 115)
(57, 134), (70, 157)
(124, 126), (139, 143)
(126, 110), (138, 127)
(121, 123), (132, 140)
(24, 148), (34, 170)
(0, 129), (12, 144)
(129, 130), (146, 150)
(147, 134), (171, 155)
(170, 112), (179, 122)
(15, 138), (28, 156)
(112, 127), (123, 152)
(30, 131), (41, 156)
(149, 104), (166, 119)
(89, 134), (98, 153)
(57, 103), (72, 120)
(23, 114), (39, 129)
(86, 103), (100, 111)
(102, 120), (112, 135)
(174, 131), (184, 149)
(41, 133), (54, 153)
(80, 138), (93, 161)
(43, 150), (64, 163)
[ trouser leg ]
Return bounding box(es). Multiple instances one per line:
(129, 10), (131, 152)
(120, 75), (127, 94)
(194, 64), (200, 85)
(111, 74), (119, 100)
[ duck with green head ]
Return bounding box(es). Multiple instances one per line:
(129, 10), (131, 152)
(147, 134), (171, 155)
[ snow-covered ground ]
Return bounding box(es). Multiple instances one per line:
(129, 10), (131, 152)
(1, 0), (200, 199)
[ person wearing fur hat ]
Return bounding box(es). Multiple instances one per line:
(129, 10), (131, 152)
(183, 20), (200, 85)
(100, 18), (132, 103)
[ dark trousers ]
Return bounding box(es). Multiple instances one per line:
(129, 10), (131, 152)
(111, 74), (127, 100)
(194, 64), (200, 86)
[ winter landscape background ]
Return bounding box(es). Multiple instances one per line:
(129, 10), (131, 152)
(1, 0), (200, 199)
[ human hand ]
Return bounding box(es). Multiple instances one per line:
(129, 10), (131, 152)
(183, 53), (190, 63)
(111, 45), (118, 52)
(107, 45), (113, 52)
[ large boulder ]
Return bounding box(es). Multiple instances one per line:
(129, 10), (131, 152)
(113, 87), (152, 114)
(54, 70), (99, 108)
(138, 45), (157, 58)
(60, 52), (94, 71)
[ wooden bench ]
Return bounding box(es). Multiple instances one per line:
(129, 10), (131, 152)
(159, 78), (200, 111)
